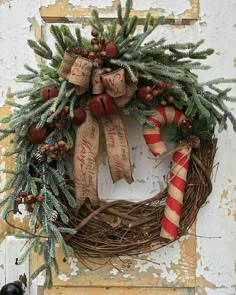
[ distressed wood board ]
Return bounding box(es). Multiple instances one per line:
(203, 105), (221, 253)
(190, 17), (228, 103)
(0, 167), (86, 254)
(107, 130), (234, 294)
(38, 286), (195, 295)
(40, 0), (199, 24)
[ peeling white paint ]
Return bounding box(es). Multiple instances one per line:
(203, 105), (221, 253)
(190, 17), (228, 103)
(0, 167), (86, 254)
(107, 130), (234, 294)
(57, 274), (70, 282)
(68, 257), (79, 276)
(69, 0), (112, 8)
(121, 0), (192, 16)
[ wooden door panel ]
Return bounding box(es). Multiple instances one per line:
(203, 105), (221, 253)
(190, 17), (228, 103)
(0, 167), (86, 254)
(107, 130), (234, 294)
(38, 287), (195, 295)
(32, 229), (196, 289)
(40, 0), (199, 24)
(33, 1), (199, 292)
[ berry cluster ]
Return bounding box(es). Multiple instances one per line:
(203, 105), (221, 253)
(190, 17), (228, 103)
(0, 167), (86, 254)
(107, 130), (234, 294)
(15, 191), (44, 212)
(75, 29), (118, 65)
(40, 140), (70, 160)
(137, 81), (174, 105)
(51, 106), (70, 129)
(182, 119), (193, 129)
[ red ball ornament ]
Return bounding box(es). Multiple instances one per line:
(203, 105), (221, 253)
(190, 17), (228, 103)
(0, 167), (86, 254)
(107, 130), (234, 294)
(27, 123), (48, 144)
(71, 107), (86, 125)
(42, 87), (59, 101)
(89, 93), (116, 116)
(105, 41), (119, 58)
(137, 87), (148, 100)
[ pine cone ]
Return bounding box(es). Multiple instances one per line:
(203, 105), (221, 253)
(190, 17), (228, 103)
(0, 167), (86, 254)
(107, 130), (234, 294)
(48, 210), (58, 223)
(34, 151), (47, 163)
(188, 135), (200, 148)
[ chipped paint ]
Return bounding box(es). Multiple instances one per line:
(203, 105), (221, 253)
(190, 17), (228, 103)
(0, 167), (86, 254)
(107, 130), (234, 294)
(40, 0), (199, 23)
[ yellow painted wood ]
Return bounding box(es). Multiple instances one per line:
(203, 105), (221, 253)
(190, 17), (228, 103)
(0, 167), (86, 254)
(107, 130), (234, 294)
(0, 98), (29, 237)
(40, 0), (199, 24)
(32, 224), (196, 288)
(38, 287), (195, 295)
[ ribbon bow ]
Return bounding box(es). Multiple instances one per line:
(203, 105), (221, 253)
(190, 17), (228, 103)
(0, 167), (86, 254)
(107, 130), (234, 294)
(58, 53), (138, 207)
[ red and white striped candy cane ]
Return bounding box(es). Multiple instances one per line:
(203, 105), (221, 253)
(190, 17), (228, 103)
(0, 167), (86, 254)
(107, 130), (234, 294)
(143, 106), (191, 240)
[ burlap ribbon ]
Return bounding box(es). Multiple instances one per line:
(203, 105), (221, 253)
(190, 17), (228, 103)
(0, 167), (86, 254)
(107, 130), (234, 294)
(103, 114), (133, 184)
(58, 53), (138, 106)
(74, 111), (133, 207)
(74, 110), (100, 208)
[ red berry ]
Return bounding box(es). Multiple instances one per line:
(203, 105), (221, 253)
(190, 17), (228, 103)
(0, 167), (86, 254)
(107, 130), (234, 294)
(58, 140), (65, 147)
(91, 38), (98, 45)
(105, 41), (119, 58)
(55, 122), (62, 129)
(49, 146), (55, 152)
(165, 83), (172, 89)
(168, 96), (175, 103)
(75, 47), (81, 54)
(160, 100), (167, 106)
(36, 195), (44, 203)
(59, 150), (65, 156)
(93, 44), (100, 52)
(64, 144), (70, 152)
(182, 119), (189, 125)
(137, 87), (148, 100)
(188, 124), (193, 129)
(152, 89), (159, 96)
(19, 191), (27, 197)
(25, 195), (36, 204)
(64, 106), (69, 115)
(51, 153), (58, 160)
(145, 94), (153, 101)
(82, 49), (89, 57)
(88, 51), (96, 60)
(27, 123), (48, 144)
(157, 81), (165, 88)
(91, 29), (98, 37)
(15, 197), (22, 204)
(99, 36), (106, 44)
(145, 86), (152, 93)
(27, 205), (34, 213)
(100, 51), (107, 58)
(89, 93), (116, 117)
(71, 108), (86, 125)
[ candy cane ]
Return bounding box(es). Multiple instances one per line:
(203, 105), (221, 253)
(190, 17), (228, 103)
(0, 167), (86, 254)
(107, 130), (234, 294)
(143, 106), (191, 240)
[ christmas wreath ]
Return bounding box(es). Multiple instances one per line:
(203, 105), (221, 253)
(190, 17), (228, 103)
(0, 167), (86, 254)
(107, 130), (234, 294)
(0, 0), (235, 288)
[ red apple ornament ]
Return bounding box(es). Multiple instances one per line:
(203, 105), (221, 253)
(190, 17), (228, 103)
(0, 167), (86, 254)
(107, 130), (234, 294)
(104, 41), (119, 58)
(89, 93), (116, 116)
(27, 123), (48, 144)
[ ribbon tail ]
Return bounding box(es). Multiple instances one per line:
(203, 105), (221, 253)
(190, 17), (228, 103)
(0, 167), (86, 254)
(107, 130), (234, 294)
(74, 110), (99, 208)
(103, 114), (133, 184)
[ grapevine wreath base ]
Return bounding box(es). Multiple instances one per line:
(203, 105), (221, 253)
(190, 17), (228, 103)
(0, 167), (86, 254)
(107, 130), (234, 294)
(61, 138), (217, 257)
(1, 0), (235, 288)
